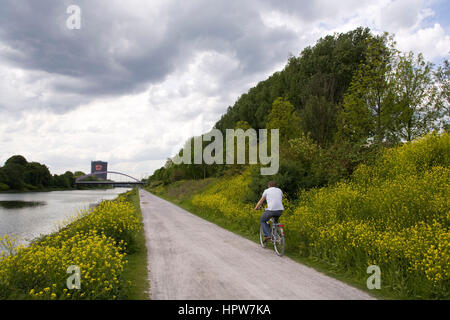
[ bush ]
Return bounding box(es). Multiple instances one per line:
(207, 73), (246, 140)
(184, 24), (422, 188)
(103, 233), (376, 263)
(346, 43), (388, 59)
(192, 171), (258, 231)
(247, 160), (315, 202)
(0, 232), (126, 300)
(55, 198), (141, 253)
(23, 183), (38, 191)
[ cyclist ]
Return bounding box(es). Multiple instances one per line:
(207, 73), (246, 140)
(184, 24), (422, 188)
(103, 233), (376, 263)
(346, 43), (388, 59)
(254, 181), (284, 242)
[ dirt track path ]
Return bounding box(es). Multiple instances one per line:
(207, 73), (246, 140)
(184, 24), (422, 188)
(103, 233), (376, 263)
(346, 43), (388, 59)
(139, 189), (374, 300)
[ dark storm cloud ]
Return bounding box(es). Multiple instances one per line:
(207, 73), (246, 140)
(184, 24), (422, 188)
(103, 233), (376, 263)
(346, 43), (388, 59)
(0, 0), (298, 113)
(0, 1), (176, 95)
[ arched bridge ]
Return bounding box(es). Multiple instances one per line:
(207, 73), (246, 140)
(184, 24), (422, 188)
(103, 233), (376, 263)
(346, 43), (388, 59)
(75, 171), (145, 186)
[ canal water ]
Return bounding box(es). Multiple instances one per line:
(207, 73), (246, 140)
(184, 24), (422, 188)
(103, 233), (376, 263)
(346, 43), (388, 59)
(0, 188), (131, 246)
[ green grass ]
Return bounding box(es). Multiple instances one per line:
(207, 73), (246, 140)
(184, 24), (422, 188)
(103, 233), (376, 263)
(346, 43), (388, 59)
(120, 188), (150, 300)
(147, 183), (398, 300)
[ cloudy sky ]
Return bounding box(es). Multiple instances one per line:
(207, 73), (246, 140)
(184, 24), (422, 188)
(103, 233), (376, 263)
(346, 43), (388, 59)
(0, 0), (449, 179)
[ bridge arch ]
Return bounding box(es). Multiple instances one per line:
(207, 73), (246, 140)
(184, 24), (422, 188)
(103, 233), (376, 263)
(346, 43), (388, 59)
(75, 171), (141, 183)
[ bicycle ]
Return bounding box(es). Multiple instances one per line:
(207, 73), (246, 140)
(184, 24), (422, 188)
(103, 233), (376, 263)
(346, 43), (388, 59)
(259, 215), (285, 256)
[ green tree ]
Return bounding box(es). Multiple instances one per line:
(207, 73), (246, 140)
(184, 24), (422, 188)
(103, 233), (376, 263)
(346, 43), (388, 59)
(214, 28), (373, 134)
(300, 95), (337, 146)
(267, 97), (301, 144)
(63, 171), (75, 188)
(337, 34), (396, 145)
(0, 167), (10, 190)
(24, 162), (51, 187)
(74, 171), (86, 179)
(0, 155), (29, 190)
(1, 163), (25, 190)
(390, 52), (436, 141)
(51, 174), (71, 189)
(433, 59), (450, 131)
(247, 160), (310, 202)
(5, 155), (28, 167)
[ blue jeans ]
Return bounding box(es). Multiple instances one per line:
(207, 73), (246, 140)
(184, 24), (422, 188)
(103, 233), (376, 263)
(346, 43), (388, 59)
(260, 210), (283, 237)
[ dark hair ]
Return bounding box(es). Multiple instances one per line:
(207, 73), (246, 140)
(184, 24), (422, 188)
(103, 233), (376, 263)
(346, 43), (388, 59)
(268, 181), (276, 188)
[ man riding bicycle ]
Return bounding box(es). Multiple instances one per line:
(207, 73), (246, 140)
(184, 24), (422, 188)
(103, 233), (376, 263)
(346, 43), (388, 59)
(254, 181), (284, 242)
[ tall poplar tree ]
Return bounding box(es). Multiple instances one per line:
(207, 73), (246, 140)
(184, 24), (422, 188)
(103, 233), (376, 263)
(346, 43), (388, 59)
(390, 52), (436, 141)
(337, 34), (396, 145)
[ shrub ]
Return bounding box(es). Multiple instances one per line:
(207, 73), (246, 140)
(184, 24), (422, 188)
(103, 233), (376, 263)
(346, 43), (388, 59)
(0, 183), (10, 191)
(0, 231), (126, 300)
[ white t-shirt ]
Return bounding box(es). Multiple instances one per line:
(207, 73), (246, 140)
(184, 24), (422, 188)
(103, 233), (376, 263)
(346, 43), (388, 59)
(262, 187), (284, 211)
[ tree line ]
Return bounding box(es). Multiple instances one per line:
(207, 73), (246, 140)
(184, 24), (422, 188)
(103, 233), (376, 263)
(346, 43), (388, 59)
(148, 27), (449, 200)
(0, 155), (102, 192)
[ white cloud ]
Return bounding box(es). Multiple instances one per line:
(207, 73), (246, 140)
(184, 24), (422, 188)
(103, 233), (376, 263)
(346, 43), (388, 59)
(259, 0), (449, 61)
(0, 0), (449, 178)
(396, 24), (450, 62)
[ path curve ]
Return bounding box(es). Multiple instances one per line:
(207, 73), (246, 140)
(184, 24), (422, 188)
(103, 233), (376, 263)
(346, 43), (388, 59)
(139, 189), (374, 300)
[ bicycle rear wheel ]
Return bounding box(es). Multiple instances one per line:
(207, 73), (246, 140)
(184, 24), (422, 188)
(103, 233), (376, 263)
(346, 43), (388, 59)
(273, 227), (285, 256)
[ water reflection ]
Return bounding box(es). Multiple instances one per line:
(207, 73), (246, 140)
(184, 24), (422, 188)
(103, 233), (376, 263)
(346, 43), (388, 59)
(0, 188), (131, 247)
(0, 201), (46, 209)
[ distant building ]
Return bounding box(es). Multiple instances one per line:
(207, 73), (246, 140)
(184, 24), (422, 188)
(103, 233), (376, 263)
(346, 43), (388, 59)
(91, 161), (108, 180)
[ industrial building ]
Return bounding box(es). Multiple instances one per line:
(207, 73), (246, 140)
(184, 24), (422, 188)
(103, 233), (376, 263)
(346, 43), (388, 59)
(91, 161), (108, 180)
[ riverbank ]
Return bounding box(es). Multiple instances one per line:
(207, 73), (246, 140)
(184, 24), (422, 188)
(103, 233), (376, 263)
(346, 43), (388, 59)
(0, 188), (149, 300)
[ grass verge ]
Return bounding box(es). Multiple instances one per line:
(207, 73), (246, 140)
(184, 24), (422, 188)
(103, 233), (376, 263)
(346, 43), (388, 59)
(120, 188), (150, 300)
